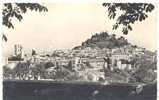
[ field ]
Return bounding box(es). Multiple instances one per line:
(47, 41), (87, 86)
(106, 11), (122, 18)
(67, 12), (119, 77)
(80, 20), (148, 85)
(3, 80), (157, 100)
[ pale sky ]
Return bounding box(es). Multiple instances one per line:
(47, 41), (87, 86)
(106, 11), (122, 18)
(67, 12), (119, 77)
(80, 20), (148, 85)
(2, 3), (157, 56)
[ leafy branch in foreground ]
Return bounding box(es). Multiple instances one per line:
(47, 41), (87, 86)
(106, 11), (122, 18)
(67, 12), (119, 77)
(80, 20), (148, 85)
(103, 3), (155, 35)
(2, 3), (48, 41)
(3, 3), (48, 29)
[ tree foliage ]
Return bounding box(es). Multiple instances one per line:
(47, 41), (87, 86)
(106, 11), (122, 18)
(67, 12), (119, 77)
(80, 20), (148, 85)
(2, 3), (48, 41)
(74, 31), (130, 49)
(130, 55), (157, 83)
(45, 62), (54, 69)
(13, 62), (30, 80)
(103, 3), (155, 35)
(66, 61), (74, 71)
(3, 3), (48, 29)
(32, 49), (37, 56)
(3, 66), (13, 79)
(31, 63), (46, 79)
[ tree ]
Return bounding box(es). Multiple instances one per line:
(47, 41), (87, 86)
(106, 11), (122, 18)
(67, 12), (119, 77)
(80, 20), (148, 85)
(32, 49), (37, 56)
(130, 56), (156, 83)
(13, 62), (30, 80)
(103, 3), (155, 35)
(3, 66), (13, 79)
(54, 68), (69, 80)
(85, 61), (93, 68)
(45, 62), (54, 69)
(67, 61), (74, 71)
(31, 63), (46, 80)
(2, 3), (48, 41)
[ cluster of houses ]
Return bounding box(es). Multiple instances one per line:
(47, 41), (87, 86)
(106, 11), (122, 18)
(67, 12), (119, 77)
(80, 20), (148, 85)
(4, 44), (157, 82)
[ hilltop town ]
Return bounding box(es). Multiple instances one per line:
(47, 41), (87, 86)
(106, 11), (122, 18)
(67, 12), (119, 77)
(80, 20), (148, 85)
(3, 32), (157, 84)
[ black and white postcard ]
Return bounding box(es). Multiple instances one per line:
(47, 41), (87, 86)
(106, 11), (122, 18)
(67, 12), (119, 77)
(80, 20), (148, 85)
(2, 2), (157, 100)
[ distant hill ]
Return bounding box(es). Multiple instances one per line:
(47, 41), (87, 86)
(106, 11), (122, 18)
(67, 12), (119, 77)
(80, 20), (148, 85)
(73, 32), (132, 49)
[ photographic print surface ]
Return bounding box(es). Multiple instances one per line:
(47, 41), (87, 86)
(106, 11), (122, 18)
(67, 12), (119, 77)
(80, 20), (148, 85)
(2, 3), (157, 100)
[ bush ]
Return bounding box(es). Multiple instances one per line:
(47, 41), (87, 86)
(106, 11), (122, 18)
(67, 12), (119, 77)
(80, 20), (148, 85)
(45, 62), (54, 69)
(98, 77), (105, 82)
(3, 66), (13, 79)
(12, 62), (30, 80)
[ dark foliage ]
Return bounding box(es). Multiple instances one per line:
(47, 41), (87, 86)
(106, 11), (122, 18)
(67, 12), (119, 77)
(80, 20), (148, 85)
(103, 3), (155, 35)
(66, 61), (74, 71)
(13, 62), (30, 80)
(3, 66), (13, 79)
(130, 56), (157, 83)
(32, 49), (37, 56)
(31, 63), (46, 79)
(3, 3), (48, 29)
(74, 31), (130, 49)
(2, 3), (48, 41)
(54, 69), (69, 80)
(85, 61), (93, 68)
(2, 34), (8, 42)
(45, 62), (54, 69)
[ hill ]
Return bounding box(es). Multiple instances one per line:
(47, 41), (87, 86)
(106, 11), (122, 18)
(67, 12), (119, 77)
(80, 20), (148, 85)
(73, 32), (132, 49)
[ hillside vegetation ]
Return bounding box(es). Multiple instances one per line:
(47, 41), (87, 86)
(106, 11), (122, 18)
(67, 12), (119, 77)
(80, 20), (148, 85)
(73, 32), (132, 49)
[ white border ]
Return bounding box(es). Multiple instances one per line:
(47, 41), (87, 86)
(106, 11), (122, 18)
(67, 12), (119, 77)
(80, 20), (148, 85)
(156, 3), (159, 100)
(0, 3), (3, 100)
